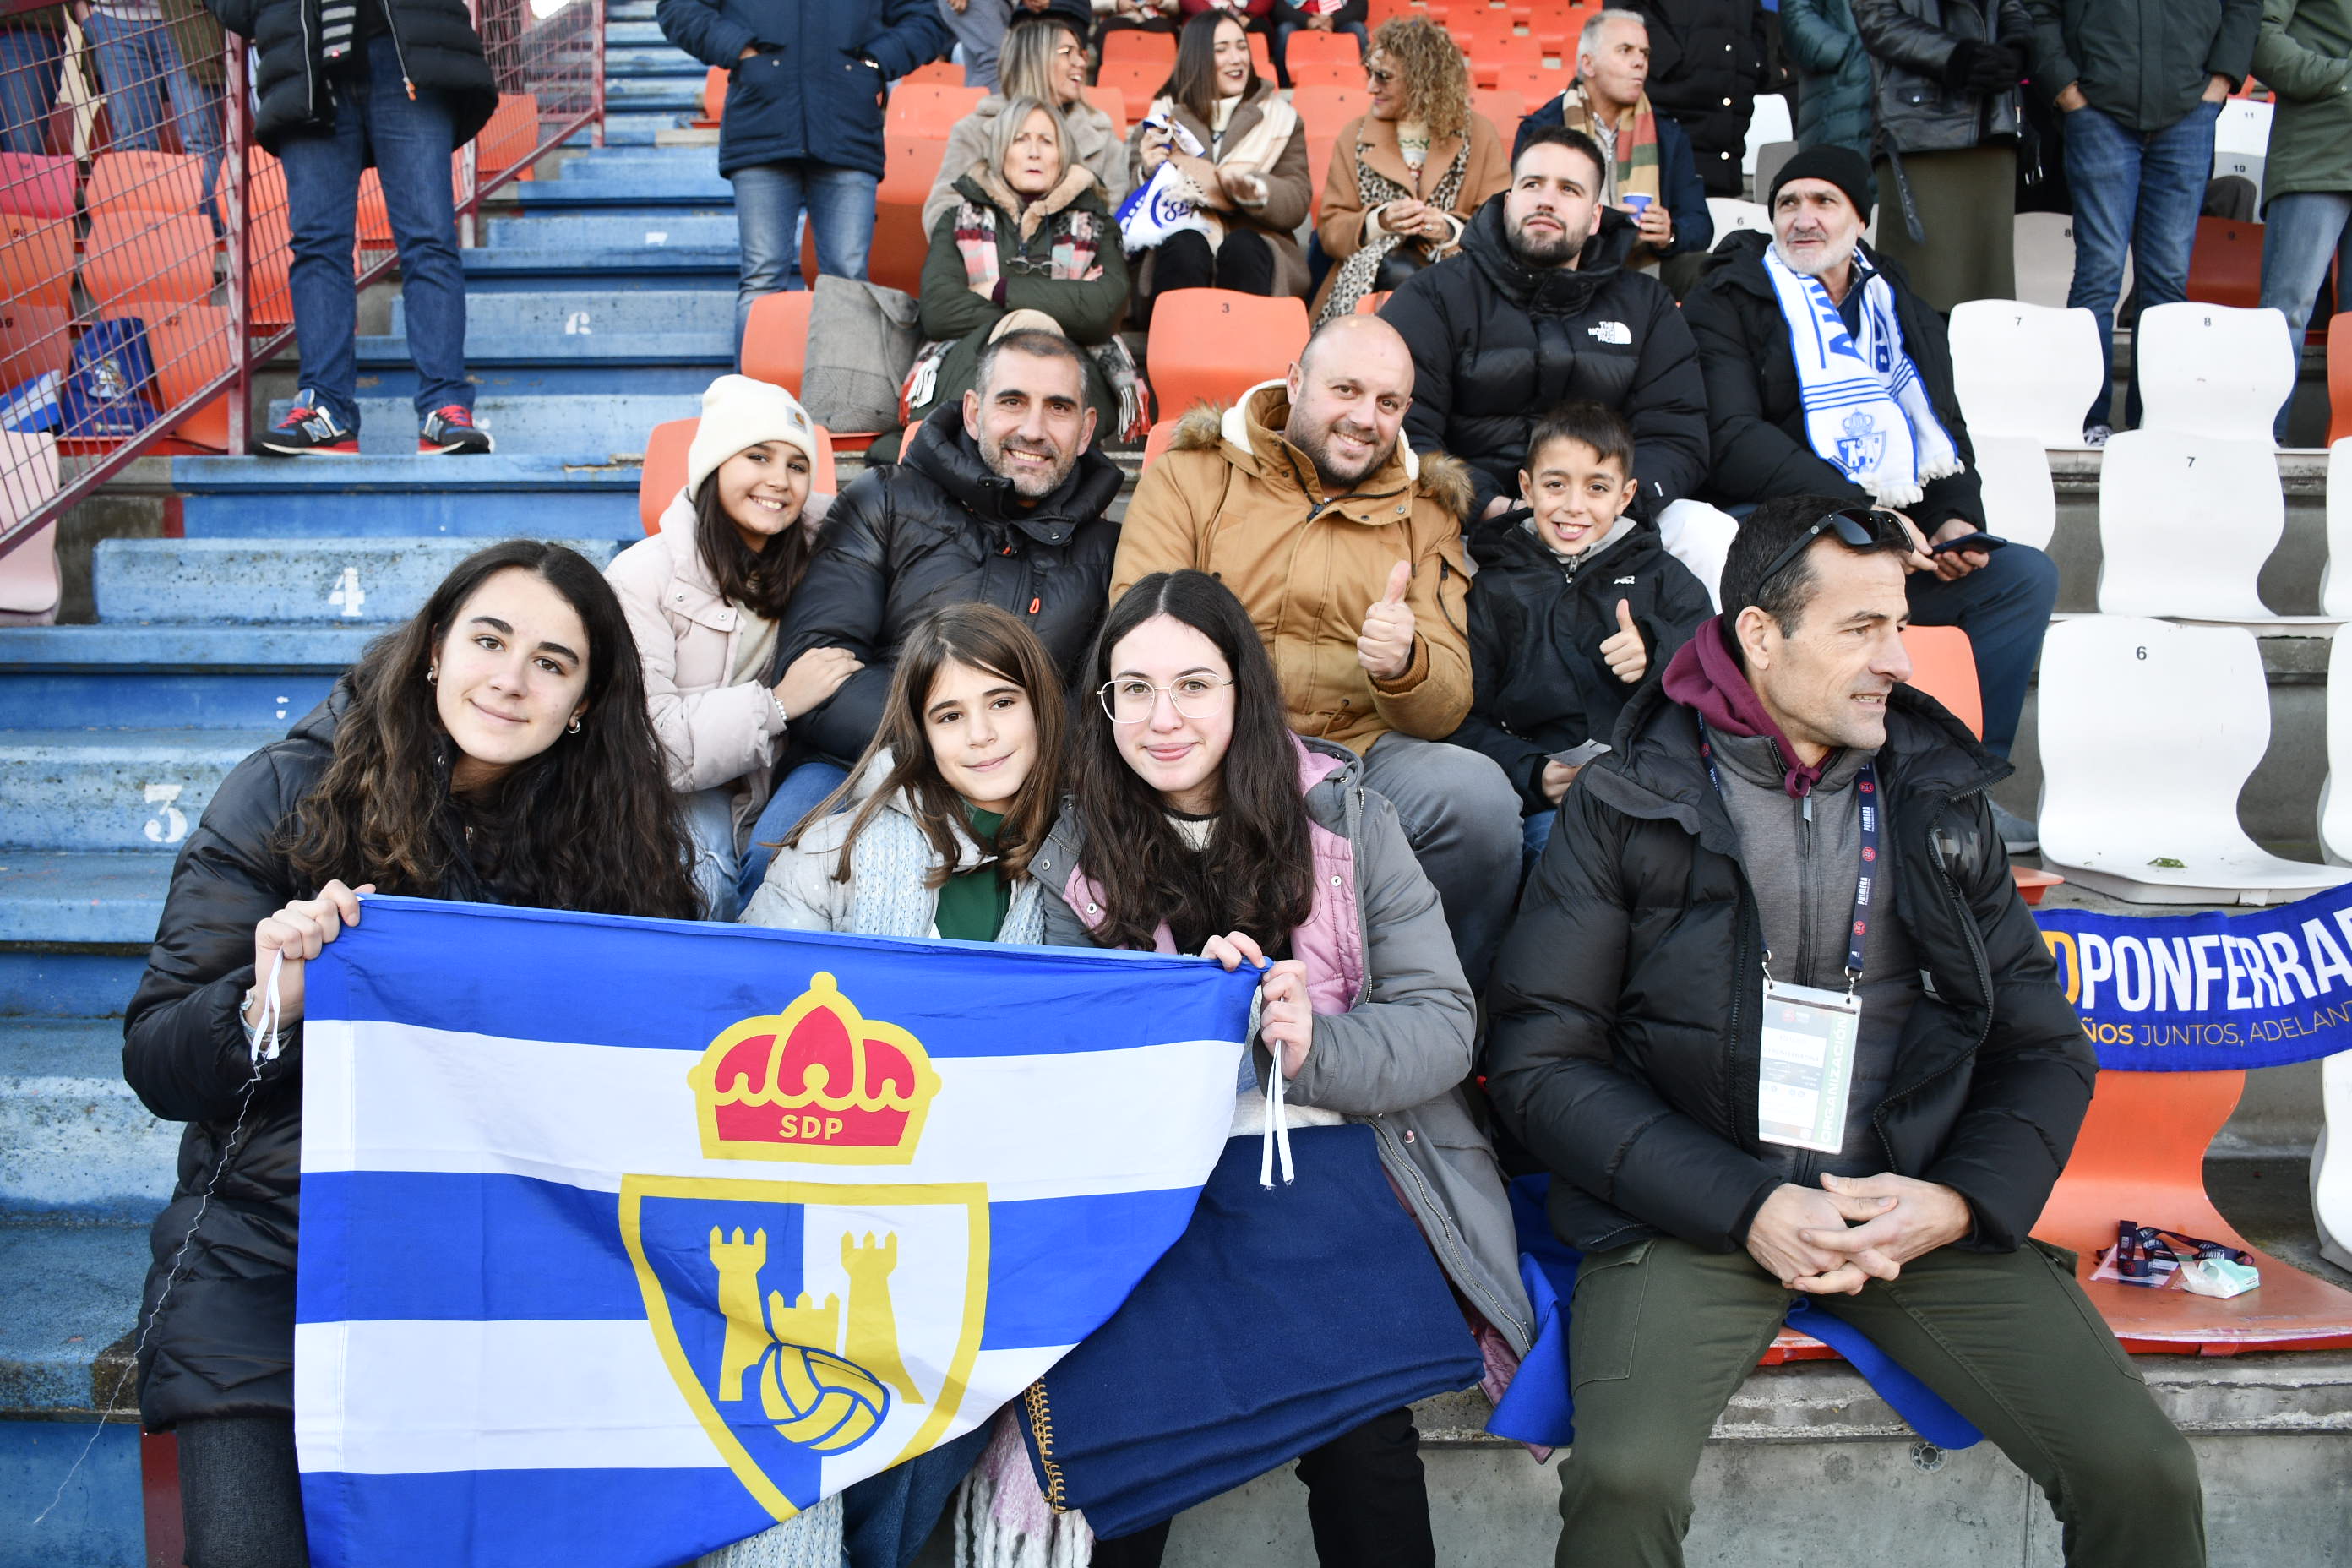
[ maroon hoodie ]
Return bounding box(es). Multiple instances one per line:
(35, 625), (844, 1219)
(1658, 614), (1831, 799)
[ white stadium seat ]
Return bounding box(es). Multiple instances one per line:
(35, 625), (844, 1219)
(1948, 299), (2104, 447)
(1970, 433), (2057, 552)
(2317, 1051), (2352, 1274)
(2136, 300), (2295, 446)
(2213, 97), (2273, 161)
(1706, 197), (1771, 240)
(2037, 616), (2352, 904)
(1741, 95), (1792, 180)
(2322, 439), (2352, 618)
(2095, 431), (2281, 622)
(2323, 629), (2352, 867)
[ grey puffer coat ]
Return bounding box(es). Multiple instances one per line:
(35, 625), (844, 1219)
(1033, 736), (1535, 1355)
(1781, 0), (1878, 157)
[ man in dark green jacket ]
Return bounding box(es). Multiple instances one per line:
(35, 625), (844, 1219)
(2254, 0), (2351, 441)
(2022, 0), (2260, 439)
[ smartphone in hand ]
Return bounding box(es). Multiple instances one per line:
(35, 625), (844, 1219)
(1929, 531), (2007, 556)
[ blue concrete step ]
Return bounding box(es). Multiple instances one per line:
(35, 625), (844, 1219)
(0, 1218), (149, 1415)
(0, 954), (146, 1020)
(92, 537), (623, 625)
(483, 212), (739, 249)
(0, 623), (366, 728)
(510, 178), (732, 209)
(604, 19), (670, 45)
(262, 394), (697, 458)
(608, 0), (658, 19)
(357, 348), (731, 395)
(172, 455), (643, 536)
(0, 1420), (144, 1568)
(0, 729), (275, 853)
(0, 854), (170, 950)
(0, 1021), (177, 1220)
(553, 149), (719, 180)
(602, 48), (706, 77)
(599, 112), (691, 145)
(603, 77), (704, 109)
(462, 242), (738, 288)
(398, 287), (733, 337)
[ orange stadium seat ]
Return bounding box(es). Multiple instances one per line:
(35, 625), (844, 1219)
(742, 290), (813, 398)
(0, 213), (75, 313)
(1898, 625), (1983, 740)
(0, 301), (70, 389)
(1355, 290), (1391, 315)
(80, 211), (213, 312)
(1248, 32), (1274, 79)
(0, 151), (78, 220)
(1146, 288), (1310, 415)
(1080, 84), (1130, 135)
(1141, 418), (1178, 468)
(1467, 31), (1546, 90)
(144, 302), (236, 449)
(1290, 84), (1369, 134)
(476, 94), (542, 180)
(1488, 62), (1564, 102)
(903, 60), (963, 85)
(1101, 29), (1175, 74)
(885, 83), (985, 138)
(1473, 88), (1530, 128)
(1097, 59), (1169, 112)
(2328, 313), (2349, 446)
(698, 65), (727, 127)
(1283, 29), (1364, 87)
(88, 150), (205, 217)
(2186, 216), (2262, 311)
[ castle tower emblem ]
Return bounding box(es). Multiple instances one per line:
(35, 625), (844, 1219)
(705, 1223), (923, 1456)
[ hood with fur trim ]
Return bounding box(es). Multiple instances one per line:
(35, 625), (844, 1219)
(1168, 382), (1477, 524)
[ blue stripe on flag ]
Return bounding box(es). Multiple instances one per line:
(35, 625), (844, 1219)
(306, 896), (1250, 1059)
(301, 1465), (767, 1568)
(298, 1169), (1202, 1349)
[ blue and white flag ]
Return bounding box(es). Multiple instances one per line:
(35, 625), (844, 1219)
(293, 896), (1257, 1568)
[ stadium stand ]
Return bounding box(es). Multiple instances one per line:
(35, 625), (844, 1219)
(2137, 300), (2297, 445)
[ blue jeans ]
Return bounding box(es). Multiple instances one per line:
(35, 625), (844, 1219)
(84, 8), (226, 220)
(841, 1424), (991, 1568)
(0, 24), (61, 155)
(2259, 190), (2352, 441)
(275, 35), (471, 430)
(736, 759), (851, 907)
(727, 161), (878, 348)
(1521, 806), (1555, 879)
(2060, 99), (2219, 432)
(1272, 19), (1369, 84)
(1905, 542), (2059, 760)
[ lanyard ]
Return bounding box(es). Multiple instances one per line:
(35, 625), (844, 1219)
(1699, 729), (1880, 987)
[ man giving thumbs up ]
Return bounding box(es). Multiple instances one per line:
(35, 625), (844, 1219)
(1108, 313), (1526, 988)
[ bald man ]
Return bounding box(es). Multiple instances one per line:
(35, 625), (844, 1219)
(1113, 314), (1523, 988)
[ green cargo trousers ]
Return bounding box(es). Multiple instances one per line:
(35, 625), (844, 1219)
(1554, 1236), (2205, 1567)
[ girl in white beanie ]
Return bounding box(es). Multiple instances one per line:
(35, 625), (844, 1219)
(607, 374), (862, 919)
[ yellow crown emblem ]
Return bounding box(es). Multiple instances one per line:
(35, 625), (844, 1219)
(688, 973), (940, 1164)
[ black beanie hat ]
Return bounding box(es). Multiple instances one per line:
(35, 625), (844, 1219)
(1767, 144), (1875, 216)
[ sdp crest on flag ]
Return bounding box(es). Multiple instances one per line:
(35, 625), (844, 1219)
(294, 898), (1257, 1568)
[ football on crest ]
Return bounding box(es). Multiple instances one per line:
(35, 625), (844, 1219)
(755, 1341), (890, 1453)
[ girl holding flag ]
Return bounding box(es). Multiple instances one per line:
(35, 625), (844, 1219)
(122, 542), (701, 1568)
(963, 569), (1529, 1566)
(737, 601), (1068, 1565)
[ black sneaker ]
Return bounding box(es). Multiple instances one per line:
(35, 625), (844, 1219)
(420, 406), (493, 455)
(259, 393), (359, 455)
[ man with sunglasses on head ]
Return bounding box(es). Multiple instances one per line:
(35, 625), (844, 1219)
(1682, 143), (2057, 852)
(1484, 495), (2204, 1568)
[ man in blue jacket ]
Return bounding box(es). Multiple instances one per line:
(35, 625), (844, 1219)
(1514, 8), (1714, 297)
(657, 0), (947, 343)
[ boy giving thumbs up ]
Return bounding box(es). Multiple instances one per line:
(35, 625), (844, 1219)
(1448, 401), (1715, 868)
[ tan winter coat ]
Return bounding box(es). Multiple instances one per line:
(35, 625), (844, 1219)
(1124, 76), (1315, 302)
(1309, 109), (1511, 318)
(605, 489), (800, 835)
(1111, 382), (1476, 754)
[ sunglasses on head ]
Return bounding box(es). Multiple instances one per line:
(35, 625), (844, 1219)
(1754, 506), (1908, 591)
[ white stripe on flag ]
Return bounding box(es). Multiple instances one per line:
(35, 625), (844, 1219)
(300, 1023), (1244, 1200)
(295, 1319), (1064, 1478)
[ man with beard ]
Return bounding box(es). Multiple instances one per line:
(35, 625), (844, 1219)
(1381, 127), (1723, 591)
(774, 329), (1123, 770)
(1112, 313), (1523, 988)
(1681, 144), (2057, 851)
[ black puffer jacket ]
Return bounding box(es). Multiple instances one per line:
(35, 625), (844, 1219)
(1451, 518), (1711, 815)
(1485, 678), (2095, 1258)
(1683, 229), (1984, 531)
(1627, 0), (1771, 194)
(775, 398), (1124, 766)
(123, 690), (509, 1429)
(1853, 0), (2034, 155)
(205, 0), (497, 152)
(1383, 200), (1711, 523)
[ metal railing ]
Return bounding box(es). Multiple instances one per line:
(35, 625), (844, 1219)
(0, 0), (605, 562)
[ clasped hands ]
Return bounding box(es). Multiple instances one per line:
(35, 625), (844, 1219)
(1745, 1173), (1973, 1295)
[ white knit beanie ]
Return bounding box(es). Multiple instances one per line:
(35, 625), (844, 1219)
(683, 374), (818, 498)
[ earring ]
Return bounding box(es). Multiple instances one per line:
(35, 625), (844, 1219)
(567, 716), (582, 736)
(426, 667), (438, 684)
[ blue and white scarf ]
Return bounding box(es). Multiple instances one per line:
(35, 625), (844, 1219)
(1762, 243), (1961, 509)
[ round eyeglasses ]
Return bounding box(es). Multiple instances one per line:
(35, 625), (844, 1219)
(1098, 675), (1235, 724)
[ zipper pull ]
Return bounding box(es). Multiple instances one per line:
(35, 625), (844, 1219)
(406, 78), (416, 101)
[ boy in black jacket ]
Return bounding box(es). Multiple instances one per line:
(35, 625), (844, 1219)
(1450, 400), (1710, 868)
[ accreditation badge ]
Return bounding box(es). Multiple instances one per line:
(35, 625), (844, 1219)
(1756, 977), (1859, 1153)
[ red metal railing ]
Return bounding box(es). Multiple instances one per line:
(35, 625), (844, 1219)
(0, 0), (605, 565)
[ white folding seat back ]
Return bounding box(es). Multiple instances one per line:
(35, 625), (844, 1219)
(2316, 1052), (2352, 1274)
(2039, 616), (2352, 902)
(1970, 433), (2057, 551)
(0, 430), (60, 623)
(2322, 439), (2352, 618)
(1706, 197), (1772, 239)
(2322, 630), (2352, 866)
(2096, 431), (2280, 621)
(1742, 95), (1792, 178)
(1948, 300), (2104, 445)
(2012, 213), (2077, 310)
(2136, 300), (2295, 444)
(2213, 96), (2272, 160)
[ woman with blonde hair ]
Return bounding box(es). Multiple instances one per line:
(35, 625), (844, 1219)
(923, 10), (1127, 233)
(1311, 14), (1509, 320)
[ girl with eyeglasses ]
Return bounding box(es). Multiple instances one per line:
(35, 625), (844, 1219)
(966, 570), (1528, 1567)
